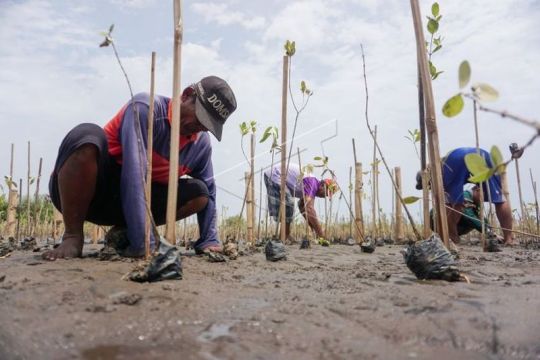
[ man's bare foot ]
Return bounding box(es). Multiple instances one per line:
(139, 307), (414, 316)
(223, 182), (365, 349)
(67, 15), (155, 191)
(42, 234), (84, 261)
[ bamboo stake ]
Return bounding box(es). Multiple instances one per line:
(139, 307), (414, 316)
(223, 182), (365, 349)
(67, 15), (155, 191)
(257, 168), (263, 240)
(279, 55), (288, 242)
(144, 51), (156, 258)
(530, 169), (539, 235)
(515, 158), (526, 233)
(472, 100), (486, 250)
(32, 157), (42, 235)
(17, 178), (22, 241)
(422, 170), (431, 238)
(26, 141), (31, 237)
(245, 172), (254, 245)
(250, 133), (256, 241)
(165, 0), (183, 244)
(6, 144), (16, 237)
(410, 0), (449, 246)
(371, 126), (378, 237)
(354, 162), (365, 243)
(349, 166), (353, 238)
(394, 167), (404, 241)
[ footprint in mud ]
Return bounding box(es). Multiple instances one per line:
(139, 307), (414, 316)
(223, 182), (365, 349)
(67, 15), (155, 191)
(197, 322), (236, 342)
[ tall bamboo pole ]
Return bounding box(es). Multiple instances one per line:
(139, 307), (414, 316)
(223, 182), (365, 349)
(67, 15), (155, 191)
(410, 0), (449, 246)
(26, 141), (31, 237)
(530, 169), (539, 235)
(257, 168), (263, 240)
(165, 0), (183, 244)
(245, 172), (254, 245)
(349, 166), (353, 238)
(144, 51), (156, 258)
(354, 162), (365, 243)
(279, 55), (289, 242)
(6, 144), (16, 237)
(371, 126), (378, 237)
(394, 167), (404, 241)
(422, 170), (431, 238)
(515, 158), (526, 231)
(32, 157), (42, 234)
(472, 100), (486, 249)
(250, 133), (256, 241)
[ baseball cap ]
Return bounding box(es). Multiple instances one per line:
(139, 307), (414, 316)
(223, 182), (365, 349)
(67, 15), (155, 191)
(193, 76), (237, 141)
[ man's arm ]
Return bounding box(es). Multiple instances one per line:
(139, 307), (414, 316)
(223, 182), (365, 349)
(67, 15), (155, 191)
(118, 95), (154, 255)
(298, 196), (324, 238)
(187, 133), (219, 251)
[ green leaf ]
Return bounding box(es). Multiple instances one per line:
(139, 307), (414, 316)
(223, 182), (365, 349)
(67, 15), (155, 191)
(436, 15), (442, 21)
(301, 81), (306, 93)
(239, 122), (248, 136)
(468, 169), (494, 183)
(403, 196), (421, 204)
(458, 60), (471, 89)
(433, 44), (442, 53)
(442, 93), (464, 117)
(427, 19), (439, 34)
(490, 145), (505, 174)
(472, 83), (499, 102)
(432, 70), (443, 80)
(431, 2), (440, 17)
(313, 156), (322, 161)
(464, 153), (490, 176)
(429, 61), (437, 78)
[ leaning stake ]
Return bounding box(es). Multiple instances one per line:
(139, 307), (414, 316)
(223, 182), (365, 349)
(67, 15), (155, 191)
(410, 0), (449, 246)
(165, 0), (183, 244)
(279, 55), (289, 242)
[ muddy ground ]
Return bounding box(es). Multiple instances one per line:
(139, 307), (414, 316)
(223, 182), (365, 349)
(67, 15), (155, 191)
(0, 241), (539, 360)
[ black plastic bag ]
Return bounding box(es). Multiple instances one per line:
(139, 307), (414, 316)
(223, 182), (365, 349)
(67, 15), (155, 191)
(402, 235), (461, 281)
(265, 239), (287, 261)
(128, 238), (182, 282)
(299, 238), (311, 249)
(360, 236), (376, 253)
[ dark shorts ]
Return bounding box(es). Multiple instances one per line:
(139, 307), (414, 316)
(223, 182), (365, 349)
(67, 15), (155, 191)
(442, 148), (504, 205)
(49, 123), (208, 226)
(264, 173), (294, 223)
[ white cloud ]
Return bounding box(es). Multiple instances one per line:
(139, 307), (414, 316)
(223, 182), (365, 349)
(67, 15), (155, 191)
(191, 2), (266, 30)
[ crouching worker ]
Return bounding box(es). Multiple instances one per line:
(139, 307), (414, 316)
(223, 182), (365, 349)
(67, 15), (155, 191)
(264, 164), (337, 241)
(430, 184), (499, 238)
(416, 147), (513, 250)
(43, 76), (237, 260)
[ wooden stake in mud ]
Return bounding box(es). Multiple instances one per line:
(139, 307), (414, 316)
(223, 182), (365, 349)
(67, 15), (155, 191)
(32, 157), (43, 235)
(515, 157), (527, 231)
(371, 126), (378, 237)
(349, 166), (353, 238)
(245, 171), (254, 245)
(165, 0), (183, 245)
(250, 133), (256, 241)
(257, 167), (263, 240)
(6, 143), (17, 237)
(421, 170), (431, 238)
(26, 141), (31, 236)
(354, 162), (365, 243)
(394, 167), (404, 242)
(144, 51), (156, 258)
(279, 55), (289, 242)
(410, 0), (449, 246)
(530, 169), (539, 235)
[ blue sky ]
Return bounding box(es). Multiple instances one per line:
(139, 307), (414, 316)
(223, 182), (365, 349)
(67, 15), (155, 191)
(1, 0), (539, 222)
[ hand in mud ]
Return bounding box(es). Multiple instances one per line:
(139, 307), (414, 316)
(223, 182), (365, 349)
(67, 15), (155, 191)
(42, 234), (84, 261)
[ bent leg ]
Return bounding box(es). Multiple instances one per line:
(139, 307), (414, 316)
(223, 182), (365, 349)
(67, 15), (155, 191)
(447, 203), (464, 244)
(43, 144), (98, 260)
(495, 201), (514, 245)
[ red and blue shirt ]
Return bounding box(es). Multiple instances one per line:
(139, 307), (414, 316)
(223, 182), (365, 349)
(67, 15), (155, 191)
(104, 93), (218, 252)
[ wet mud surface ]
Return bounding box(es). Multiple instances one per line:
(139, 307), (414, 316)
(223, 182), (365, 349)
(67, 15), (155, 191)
(0, 242), (539, 359)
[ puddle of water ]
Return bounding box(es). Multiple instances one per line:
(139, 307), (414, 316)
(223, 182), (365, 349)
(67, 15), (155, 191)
(198, 323), (234, 342)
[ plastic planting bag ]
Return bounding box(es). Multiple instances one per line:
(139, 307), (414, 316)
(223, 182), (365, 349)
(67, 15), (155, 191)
(402, 235), (461, 281)
(360, 236), (376, 253)
(128, 238), (183, 282)
(265, 239), (287, 261)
